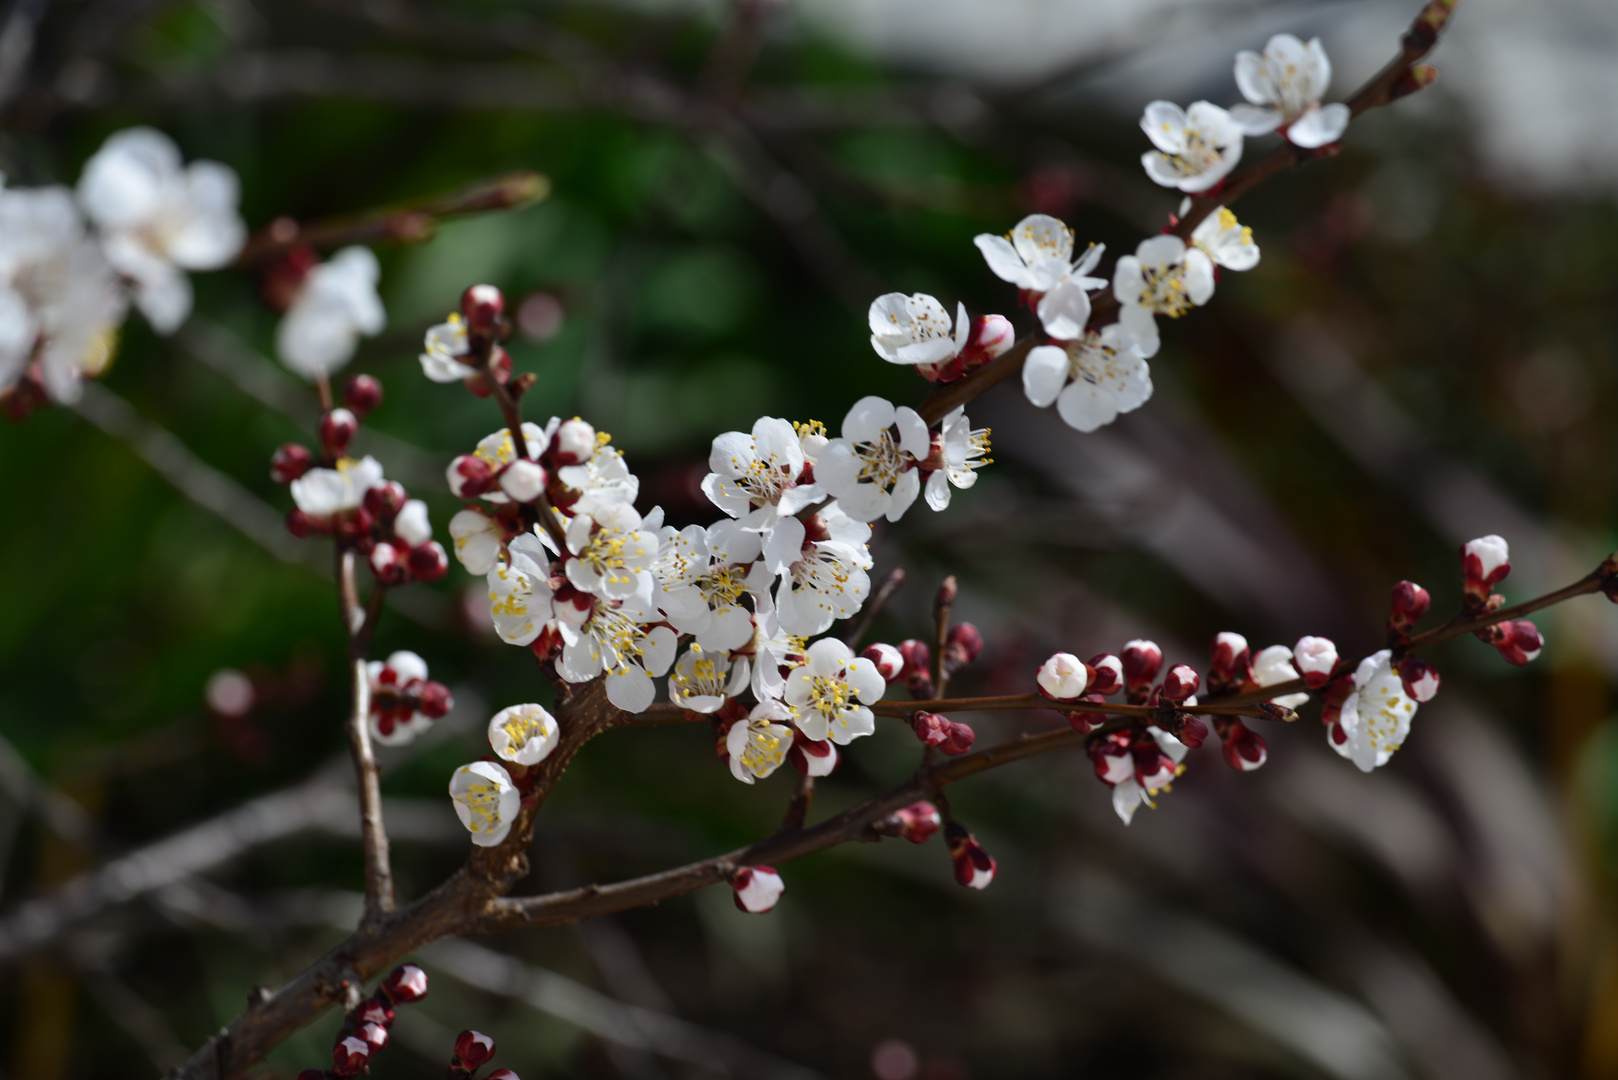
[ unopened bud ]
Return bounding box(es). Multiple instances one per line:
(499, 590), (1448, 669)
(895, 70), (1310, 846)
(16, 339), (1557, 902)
(369, 542), (408, 585)
(898, 639), (934, 698)
(455, 1030), (496, 1068)
(343, 374), (384, 417)
(286, 509), (315, 538)
(461, 284), (505, 334)
(944, 823), (996, 890)
(408, 541), (449, 582)
(912, 711), (950, 747)
(357, 1022), (388, 1051)
(447, 454), (495, 498)
(861, 643), (904, 680)
(331, 1034), (370, 1075)
(362, 480), (407, 522)
(1390, 580), (1431, 621)
(380, 963), (428, 1004)
(1462, 535), (1511, 596)
(945, 622), (983, 668)
(731, 865), (785, 913)
(418, 680), (453, 718)
(499, 459), (547, 502)
(352, 997), (393, 1027)
(271, 443), (312, 484)
(1172, 714), (1209, 748)
(892, 801), (941, 844)
(1494, 619), (1543, 666)
(1220, 720), (1268, 772)
(1132, 744), (1178, 791)
(1161, 664), (1200, 703)
(551, 418), (596, 466)
(1209, 632), (1250, 681)
(394, 499), (432, 547)
(1122, 639), (1163, 694)
(941, 720), (975, 756)
(970, 313), (1014, 360)
(1036, 652), (1088, 700)
(1086, 653), (1123, 695)
(1292, 635), (1338, 688)
(486, 1071), (520, 1080)
(1089, 733), (1134, 785)
(319, 408), (359, 457)
(1399, 657), (1440, 702)
(1067, 710), (1097, 734)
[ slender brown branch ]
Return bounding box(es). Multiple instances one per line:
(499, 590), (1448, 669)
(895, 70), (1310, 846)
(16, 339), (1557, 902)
(932, 575), (956, 699)
(346, 656), (394, 920)
(779, 775), (814, 831)
(844, 567), (904, 650)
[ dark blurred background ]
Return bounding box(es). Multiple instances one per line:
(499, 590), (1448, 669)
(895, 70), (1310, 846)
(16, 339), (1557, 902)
(2, 0), (1618, 1076)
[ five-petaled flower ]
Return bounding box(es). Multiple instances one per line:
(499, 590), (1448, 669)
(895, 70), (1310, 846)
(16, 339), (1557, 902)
(726, 699), (795, 783)
(974, 214), (1106, 339)
(1139, 101), (1244, 193)
(1113, 235), (1215, 358)
(1230, 34), (1350, 149)
(276, 246), (385, 380)
(868, 292), (967, 367)
(763, 506), (873, 637)
(669, 647), (750, 714)
(1023, 325), (1152, 433)
(1332, 650), (1418, 772)
(291, 455), (386, 519)
(784, 637), (885, 745)
(1190, 207), (1261, 271)
(449, 761), (520, 847)
(923, 408), (992, 511)
(703, 416), (824, 527)
(817, 396), (931, 523)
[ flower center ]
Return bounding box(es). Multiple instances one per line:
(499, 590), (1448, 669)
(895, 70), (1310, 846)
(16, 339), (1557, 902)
(851, 431), (907, 487)
(460, 781), (504, 832)
(499, 710), (550, 749)
(1137, 263), (1194, 318)
(805, 673), (854, 715)
(1163, 129), (1227, 178)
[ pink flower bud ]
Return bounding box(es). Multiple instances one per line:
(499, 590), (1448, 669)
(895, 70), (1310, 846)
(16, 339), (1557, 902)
(461, 284), (504, 333)
(319, 408), (358, 457)
(1086, 653), (1123, 695)
(945, 622), (984, 668)
(1036, 652), (1088, 700)
(357, 1022), (388, 1051)
(1172, 715), (1209, 749)
(1398, 658), (1440, 702)
(380, 963), (428, 1004)
(945, 823), (996, 889)
(861, 643), (904, 680)
(455, 1030), (496, 1068)
(551, 418), (596, 466)
(1122, 639), (1163, 692)
(369, 542), (408, 585)
(972, 313), (1015, 359)
(941, 720), (975, 756)
(332, 1034), (370, 1075)
(732, 865), (785, 913)
(418, 680), (453, 718)
(1209, 632), (1250, 681)
(447, 454), (494, 498)
(1292, 636), (1338, 688)
(1390, 580), (1431, 621)
(1462, 535), (1511, 587)
(912, 711), (950, 747)
(344, 374), (384, 417)
(408, 541), (449, 583)
(898, 639), (931, 677)
(893, 801), (941, 844)
(499, 459), (547, 503)
(1219, 720), (1268, 772)
(1495, 620), (1543, 666)
(1161, 664), (1200, 703)
(270, 443), (312, 484)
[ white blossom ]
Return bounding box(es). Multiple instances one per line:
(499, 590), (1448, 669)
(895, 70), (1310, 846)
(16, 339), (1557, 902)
(1464, 534), (1510, 581)
(1190, 207), (1261, 271)
(747, 595), (807, 702)
(555, 425), (639, 516)
(973, 214), (1106, 339)
(449, 760), (520, 847)
(1293, 635), (1338, 684)
(1109, 728), (1189, 825)
(764, 505), (873, 637)
(276, 246), (385, 380)
(290, 455), (385, 517)
(924, 407), (991, 512)
(76, 127), (245, 333)
(816, 396), (930, 523)
(1139, 101), (1244, 193)
(1037, 652), (1089, 700)
(726, 699), (795, 784)
(554, 593), (676, 714)
(702, 415), (823, 524)
(1023, 324), (1152, 434)
(868, 292), (967, 366)
(1250, 644), (1309, 709)
(669, 647), (750, 714)
(1335, 650), (1417, 772)
(732, 866), (785, 913)
(488, 703), (560, 766)
(563, 502), (658, 601)
(652, 522), (770, 652)
(420, 316), (478, 383)
(395, 499), (432, 546)
(367, 650), (432, 746)
(486, 533), (553, 646)
(784, 637), (885, 745)
(1230, 34), (1350, 149)
(1113, 235), (1215, 359)
(449, 509), (504, 575)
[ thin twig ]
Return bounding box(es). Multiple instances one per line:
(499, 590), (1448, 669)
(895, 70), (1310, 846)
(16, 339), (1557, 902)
(346, 656), (394, 919)
(843, 567), (904, 651)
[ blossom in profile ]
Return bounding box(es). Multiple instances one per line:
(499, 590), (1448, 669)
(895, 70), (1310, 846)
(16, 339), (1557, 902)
(669, 647), (750, 713)
(487, 703), (560, 766)
(731, 865), (785, 913)
(419, 315), (479, 383)
(1139, 101), (1244, 193)
(485, 533), (554, 646)
(923, 407), (991, 512)
(76, 126), (245, 333)
(276, 246), (385, 380)
(449, 761), (520, 847)
(1230, 34), (1350, 148)
(449, 508), (505, 575)
(1022, 325), (1151, 433)
(726, 699), (795, 783)
(784, 637), (885, 745)
(765, 506), (873, 636)
(702, 415), (823, 524)
(974, 214), (1106, 339)
(1332, 650), (1418, 772)
(1190, 207), (1261, 271)
(290, 455), (385, 518)
(1113, 235), (1215, 358)
(945, 824), (996, 889)
(1250, 644), (1309, 709)
(868, 292), (967, 366)
(816, 396), (931, 523)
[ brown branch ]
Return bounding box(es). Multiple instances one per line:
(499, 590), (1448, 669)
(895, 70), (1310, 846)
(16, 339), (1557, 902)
(843, 567), (904, 650)
(346, 657), (393, 920)
(932, 575), (956, 699)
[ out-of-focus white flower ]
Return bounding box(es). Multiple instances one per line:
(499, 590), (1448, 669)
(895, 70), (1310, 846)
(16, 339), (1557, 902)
(1022, 324), (1151, 433)
(419, 315), (477, 383)
(868, 292), (967, 366)
(276, 246), (384, 380)
(77, 127), (244, 334)
(395, 499), (432, 547)
(1230, 34), (1349, 149)
(727, 699), (794, 783)
(1333, 650), (1417, 772)
(1113, 235), (1215, 359)
(0, 185), (127, 402)
(1250, 644), (1309, 709)
(486, 533), (553, 646)
(731, 865), (785, 913)
(816, 396), (930, 523)
(702, 416), (822, 524)
(367, 650), (432, 746)
(449, 508), (504, 575)
(653, 522), (769, 652)
(449, 760), (520, 846)
(290, 455), (385, 517)
(554, 593), (677, 714)
(1140, 101), (1244, 193)
(764, 505), (873, 637)
(974, 215), (1106, 339)
(564, 502), (658, 601)
(554, 424), (639, 516)
(1190, 207), (1260, 271)
(784, 637), (885, 745)
(1463, 534), (1511, 584)
(669, 647), (750, 713)
(1037, 652), (1089, 700)
(923, 407), (991, 512)
(487, 703), (560, 766)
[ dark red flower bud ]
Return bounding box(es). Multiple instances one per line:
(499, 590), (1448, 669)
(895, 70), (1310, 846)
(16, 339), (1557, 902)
(944, 622), (984, 668)
(944, 822), (996, 889)
(271, 443), (312, 484)
(1494, 619), (1544, 666)
(1090, 732), (1134, 785)
(408, 541), (449, 582)
(352, 997), (393, 1028)
(1398, 657), (1440, 702)
(892, 801), (941, 844)
(1161, 664), (1200, 703)
(912, 711), (949, 747)
(1390, 580), (1431, 620)
(447, 454), (494, 498)
(343, 374), (384, 417)
(1219, 720), (1268, 772)
(455, 1030), (496, 1068)
(331, 1034), (370, 1075)
(486, 1071), (520, 1080)
(369, 542), (409, 585)
(337, 506), (375, 545)
(1067, 710), (1097, 734)
(941, 720), (976, 756)
(380, 963), (428, 1004)
(357, 1022), (388, 1051)
(1172, 715), (1209, 748)
(362, 481), (406, 522)
(319, 408), (359, 457)
(286, 509), (315, 538)
(461, 284), (505, 334)
(1209, 632), (1250, 684)
(1122, 640), (1163, 696)
(861, 643), (904, 680)
(418, 680), (453, 719)
(898, 639), (931, 677)
(1086, 654), (1123, 695)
